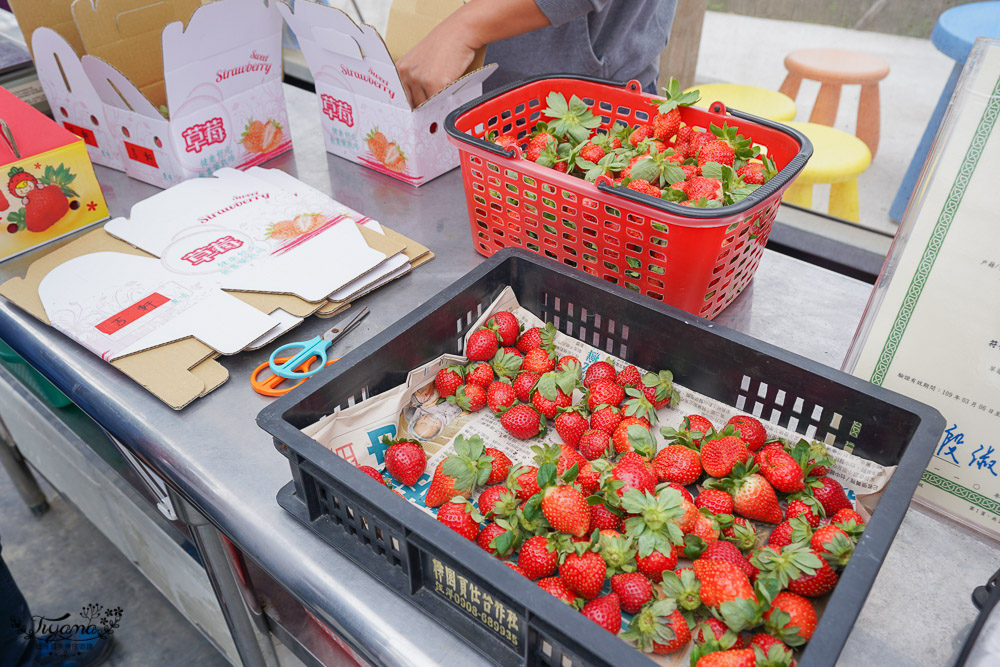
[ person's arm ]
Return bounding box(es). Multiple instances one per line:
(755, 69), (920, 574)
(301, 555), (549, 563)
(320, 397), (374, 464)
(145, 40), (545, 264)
(396, 0), (552, 107)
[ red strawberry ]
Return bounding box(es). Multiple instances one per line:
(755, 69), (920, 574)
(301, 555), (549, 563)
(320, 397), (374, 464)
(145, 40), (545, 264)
(616, 364), (642, 388)
(765, 516), (813, 549)
(579, 142), (606, 164)
(554, 407), (589, 448)
(537, 576), (578, 605)
(622, 600), (691, 654)
(732, 473), (783, 524)
(726, 416), (767, 452)
(541, 485), (591, 537)
(589, 502), (622, 532)
(685, 176), (722, 202)
(478, 484), (516, 518)
(465, 362), (494, 387)
(466, 329), (498, 361)
(434, 366), (464, 398)
(653, 445), (702, 485)
(688, 511), (721, 545)
(611, 458), (657, 496)
(832, 508), (865, 526)
(500, 405), (545, 440)
(436, 501), (480, 540)
(635, 548), (677, 582)
(810, 477), (853, 516)
(583, 360), (617, 388)
(590, 405), (622, 434)
(652, 107), (682, 142)
(485, 311), (520, 346)
(577, 461), (601, 495)
(516, 323), (555, 353)
(697, 139), (736, 167)
(667, 482), (695, 504)
(505, 562), (526, 576)
(688, 130), (714, 158)
(513, 371), (540, 403)
(695, 488), (734, 516)
(692, 559), (755, 608)
(425, 462), (463, 508)
(737, 162), (765, 185)
(764, 591), (817, 643)
(701, 540), (758, 582)
(476, 521), (513, 556)
(587, 380), (625, 410)
(519, 535), (559, 580)
(581, 593), (621, 634)
(787, 551), (838, 597)
(446, 384), (487, 412)
(757, 448), (805, 493)
(640, 370), (679, 410)
(694, 617), (746, 648)
(700, 436), (750, 478)
(526, 132), (556, 162)
(491, 133), (519, 151)
(490, 348), (523, 379)
(626, 178), (661, 197)
(695, 649), (756, 666)
(557, 355), (581, 371)
(486, 380), (517, 414)
(530, 383), (572, 420)
(749, 632), (786, 654)
(579, 429), (612, 460)
(484, 447), (512, 485)
(684, 414), (715, 447)
(383, 438), (427, 486)
(785, 499), (821, 528)
(508, 465), (541, 501)
(810, 524), (855, 568)
(425, 435), (493, 507)
(560, 550), (607, 599)
(610, 572), (652, 614)
(522, 347), (555, 374)
(357, 465), (385, 485)
(612, 417), (652, 454)
(628, 125), (653, 146)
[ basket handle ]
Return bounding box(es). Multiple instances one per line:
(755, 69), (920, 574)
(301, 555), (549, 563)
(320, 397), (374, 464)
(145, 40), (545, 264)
(625, 80), (643, 93)
(707, 101), (729, 116)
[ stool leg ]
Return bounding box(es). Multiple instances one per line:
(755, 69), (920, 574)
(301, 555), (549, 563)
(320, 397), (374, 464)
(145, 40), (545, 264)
(810, 83), (841, 126)
(829, 179), (860, 223)
(783, 181), (813, 209)
(779, 73), (802, 101)
(858, 83), (881, 157)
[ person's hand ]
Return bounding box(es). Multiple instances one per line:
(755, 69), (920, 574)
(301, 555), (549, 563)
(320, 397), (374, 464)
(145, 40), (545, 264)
(396, 22), (479, 108)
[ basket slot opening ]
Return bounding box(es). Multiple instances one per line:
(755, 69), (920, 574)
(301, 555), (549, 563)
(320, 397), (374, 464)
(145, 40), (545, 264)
(757, 382), (769, 398)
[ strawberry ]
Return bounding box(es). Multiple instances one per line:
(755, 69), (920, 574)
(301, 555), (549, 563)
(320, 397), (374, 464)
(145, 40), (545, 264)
(466, 329), (499, 361)
(436, 500), (481, 540)
(434, 366), (464, 398)
(446, 384), (487, 412)
(530, 387), (571, 419)
(357, 465), (386, 485)
(832, 507), (865, 526)
(722, 517), (757, 553)
(688, 130), (714, 158)
(541, 485), (591, 537)
(560, 549), (607, 599)
(383, 438), (427, 487)
(522, 347), (555, 374)
(683, 414), (715, 448)
(505, 562), (527, 577)
(694, 617), (746, 648)
(576, 461), (601, 494)
(500, 405), (545, 440)
(688, 511), (721, 544)
(478, 484), (517, 518)
(694, 649), (756, 666)
(465, 362), (494, 387)
(589, 502), (622, 532)
(787, 551), (838, 597)
(583, 360), (617, 388)
(809, 524), (855, 568)
(652, 108), (682, 142)
(667, 482), (695, 504)
(675, 125), (694, 153)
(737, 162), (764, 185)
(700, 436), (750, 478)
(490, 348), (523, 380)
(809, 477), (853, 516)
(581, 593), (622, 634)
(626, 178), (661, 197)
(629, 125), (653, 146)
(526, 131), (556, 162)
(516, 322), (556, 353)
(542, 92), (602, 143)
(697, 139), (736, 167)
(757, 447), (805, 493)
(519, 535), (559, 580)
(612, 417), (652, 454)
(766, 515), (813, 548)
(685, 176), (723, 202)
(749, 632), (786, 654)
(615, 364), (641, 388)
(485, 311), (520, 346)
(692, 559), (755, 609)
(484, 447), (512, 485)
(485, 380), (517, 414)
(488, 132), (519, 152)
(611, 572), (653, 614)
(622, 599), (691, 654)
(579, 142), (606, 164)
(590, 405), (622, 434)
(507, 464), (541, 502)
(579, 429), (612, 460)
(764, 591), (817, 644)
(476, 521), (515, 557)
(554, 407), (589, 448)
(424, 434), (493, 507)
(513, 371), (540, 403)
(612, 459), (657, 497)
(538, 576), (578, 605)
(701, 540), (758, 581)
(647, 76), (699, 143)
(730, 471), (783, 524)
(726, 416), (767, 452)
(695, 488), (734, 516)
(803, 441), (833, 477)
(652, 445), (702, 485)
(635, 548), (677, 581)
(785, 499), (821, 528)
(587, 380), (625, 410)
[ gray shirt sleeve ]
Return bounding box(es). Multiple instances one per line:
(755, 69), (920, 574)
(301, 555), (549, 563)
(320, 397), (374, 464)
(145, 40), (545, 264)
(533, 0), (614, 27)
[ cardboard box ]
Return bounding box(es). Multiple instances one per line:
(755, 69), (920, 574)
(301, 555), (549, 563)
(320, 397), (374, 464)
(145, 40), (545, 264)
(0, 85), (108, 262)
(280, 0), (496, 186)
(10, 0), (292, 189)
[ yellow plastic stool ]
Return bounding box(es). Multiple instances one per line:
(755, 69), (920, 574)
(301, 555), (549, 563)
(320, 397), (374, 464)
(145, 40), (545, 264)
(684, 83), (797, 122)
(781, 121), (871, 222)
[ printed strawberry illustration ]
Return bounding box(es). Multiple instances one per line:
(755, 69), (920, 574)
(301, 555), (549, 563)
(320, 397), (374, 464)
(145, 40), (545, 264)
(382, 142), (407, 173)
(6, 165), (79, 234)
(265, 212), (328, 240)
(241, 119), (265, 153)
(261, 119), (284, 153)
(365, 127), (389, 163)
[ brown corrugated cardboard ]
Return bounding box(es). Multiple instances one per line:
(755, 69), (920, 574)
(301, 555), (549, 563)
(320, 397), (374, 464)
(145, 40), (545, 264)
(8, 0), (84, 57)
(384, 0), (485, 73)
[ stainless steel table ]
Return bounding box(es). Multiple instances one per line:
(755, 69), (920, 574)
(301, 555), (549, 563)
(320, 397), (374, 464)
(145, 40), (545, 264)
(0, 85), (992, 667)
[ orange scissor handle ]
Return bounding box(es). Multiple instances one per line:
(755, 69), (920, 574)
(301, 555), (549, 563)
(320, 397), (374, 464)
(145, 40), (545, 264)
(251, 355), (338, 397)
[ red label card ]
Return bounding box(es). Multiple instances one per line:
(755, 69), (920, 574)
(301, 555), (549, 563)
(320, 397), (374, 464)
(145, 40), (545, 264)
(124, 141), (158, 168)
(95, 292), (170, 335)
(63, 122), (98, 147)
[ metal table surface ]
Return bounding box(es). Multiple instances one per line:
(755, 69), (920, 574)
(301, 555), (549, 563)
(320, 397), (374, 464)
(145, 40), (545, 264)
(0, 85), (991, 667)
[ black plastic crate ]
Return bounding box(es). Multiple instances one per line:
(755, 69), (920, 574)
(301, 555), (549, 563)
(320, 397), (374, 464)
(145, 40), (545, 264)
(257, 248), (944, 667)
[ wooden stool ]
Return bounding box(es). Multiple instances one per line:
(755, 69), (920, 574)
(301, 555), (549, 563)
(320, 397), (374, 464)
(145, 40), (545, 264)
(683, 83), (797, 122)
(781, 122), (872, 223)
(779, 49), (889, 156)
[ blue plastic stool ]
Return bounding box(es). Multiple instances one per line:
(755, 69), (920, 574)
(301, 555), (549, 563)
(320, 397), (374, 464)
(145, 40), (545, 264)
(889, 1), (1000, 222)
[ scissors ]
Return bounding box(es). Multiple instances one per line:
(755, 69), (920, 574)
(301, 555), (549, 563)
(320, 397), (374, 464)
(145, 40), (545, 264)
(250, 354), (338, 396)
(268, 306), (370, 380)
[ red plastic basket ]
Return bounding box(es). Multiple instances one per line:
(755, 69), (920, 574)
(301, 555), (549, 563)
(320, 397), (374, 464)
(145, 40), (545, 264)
(444, 75), (812, 319)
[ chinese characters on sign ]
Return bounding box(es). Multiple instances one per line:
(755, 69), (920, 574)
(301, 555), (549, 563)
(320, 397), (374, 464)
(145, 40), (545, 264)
(321, 95), (354, 127)
(95, 293), (170, 335)
(933, 424), (997, 477)
(181, 235), (244, 266)
(429, 557), (521, 649)
(182, 118), (227, 154)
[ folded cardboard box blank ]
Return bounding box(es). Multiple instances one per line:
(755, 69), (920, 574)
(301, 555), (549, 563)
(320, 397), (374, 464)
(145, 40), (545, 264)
(11, 0), (292, 189)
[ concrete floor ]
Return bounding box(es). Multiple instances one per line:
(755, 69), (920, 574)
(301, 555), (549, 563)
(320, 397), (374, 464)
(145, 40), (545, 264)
(0, 475), (230, 667)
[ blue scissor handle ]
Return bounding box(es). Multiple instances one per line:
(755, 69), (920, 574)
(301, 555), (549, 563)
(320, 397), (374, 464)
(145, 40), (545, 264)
(269, 337), (329, 379)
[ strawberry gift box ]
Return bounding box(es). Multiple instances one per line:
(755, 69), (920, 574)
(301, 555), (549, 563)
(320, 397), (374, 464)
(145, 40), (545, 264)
(0, 86), (108, 263)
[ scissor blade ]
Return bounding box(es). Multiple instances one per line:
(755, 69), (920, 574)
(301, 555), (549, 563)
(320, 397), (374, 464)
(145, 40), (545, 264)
(321, 306), (370, 342)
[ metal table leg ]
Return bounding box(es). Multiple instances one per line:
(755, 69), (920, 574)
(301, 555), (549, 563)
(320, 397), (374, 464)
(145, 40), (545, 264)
(0, 410), (49, 515)
(170, 489), (279, 667)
